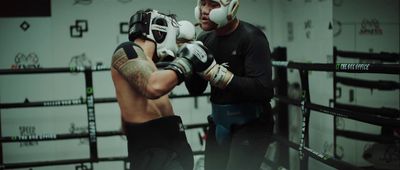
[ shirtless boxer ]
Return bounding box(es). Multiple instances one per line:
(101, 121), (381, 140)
(110, 9), (197, 170)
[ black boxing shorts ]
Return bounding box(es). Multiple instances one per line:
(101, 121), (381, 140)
(124, 116), (193, 170)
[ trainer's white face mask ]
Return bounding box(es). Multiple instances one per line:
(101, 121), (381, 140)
(194, 0), (239, 28)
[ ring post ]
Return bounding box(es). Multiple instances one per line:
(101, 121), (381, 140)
(299, 69), (310, 170)
(273, 47), (289, 168)
(84, 67), (98, 161)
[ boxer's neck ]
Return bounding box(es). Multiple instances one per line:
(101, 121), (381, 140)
(134, 38), (156, 60)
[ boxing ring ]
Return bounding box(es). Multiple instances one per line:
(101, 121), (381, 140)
(0, 64), (209, 169)
(269, 47), (400, 170)
(0, 48), (399, 169)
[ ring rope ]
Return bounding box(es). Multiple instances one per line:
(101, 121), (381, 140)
(1, 123), (208, 143)
(336, 129), (400, 143)
(271, 135), (363, 170)
(336, 76), (400, 90)
(0, 93), (211, 109)
(334, 47), (400, 62)
(272, 61), (400, 74)
(275, 95), (400, 127)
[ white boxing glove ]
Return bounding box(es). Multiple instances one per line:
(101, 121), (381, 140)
(177, 20), (196, 42)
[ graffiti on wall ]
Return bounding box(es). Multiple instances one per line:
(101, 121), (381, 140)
(70, 20), (89, 38)
(69, 53), (92, 69)
(69, 123), (89, 145)
(19, 125), (39, 147)
(73, 0), (92, 5)
(120, 22), (129, 34)
(304, 19), (312, 39)
(359, 18), (383, 35)
(20, 21), (30, 31)
(11, 53), (41, 69)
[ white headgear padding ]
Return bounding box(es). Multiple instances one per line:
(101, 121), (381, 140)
(177, 20), (196, 41)
(129, 9), (179, 60)
(194, 0), (240, 28)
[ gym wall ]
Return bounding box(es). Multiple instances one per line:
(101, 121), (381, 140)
(0, 0), (274, 169)
(0, 0), (398, 170)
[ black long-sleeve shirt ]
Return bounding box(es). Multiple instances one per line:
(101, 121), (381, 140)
(185, 20), (274, 104)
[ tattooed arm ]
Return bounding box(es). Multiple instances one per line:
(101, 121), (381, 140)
(111, 42), (179, 99)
